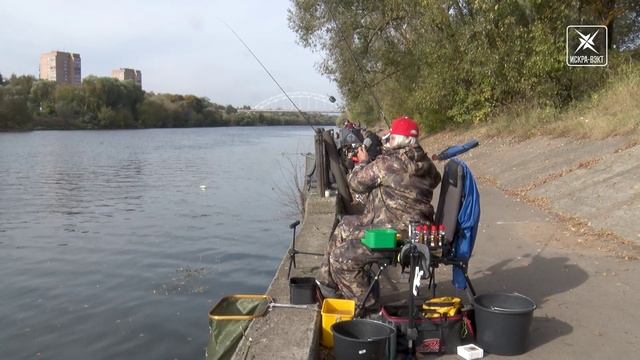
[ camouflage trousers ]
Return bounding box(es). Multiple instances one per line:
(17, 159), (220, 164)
(317, 215), (386, 303)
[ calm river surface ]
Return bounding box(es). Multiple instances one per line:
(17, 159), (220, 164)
(0, 127), (315, 359)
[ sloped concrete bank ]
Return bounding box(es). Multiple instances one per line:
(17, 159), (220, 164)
(423, 133), (640, 259)
(228, 132), (640, 359)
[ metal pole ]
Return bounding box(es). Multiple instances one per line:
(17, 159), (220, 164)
(406, 244), (418, 359)
(314, 128), (326, 197)
(322, 130), (328, 191)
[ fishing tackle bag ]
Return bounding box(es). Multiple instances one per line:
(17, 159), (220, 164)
(377, 305), (474, 354)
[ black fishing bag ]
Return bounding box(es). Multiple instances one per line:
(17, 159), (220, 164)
(377, 305), (474, 354)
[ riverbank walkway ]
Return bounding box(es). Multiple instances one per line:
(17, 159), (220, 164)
(231, 134), (640, 359)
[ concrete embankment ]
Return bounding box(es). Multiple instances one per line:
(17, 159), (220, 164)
(424, 133), (640, 258)
(231, 193), (336, 360)
(425, 133), (640, 359)
(231, 132), (640, 359)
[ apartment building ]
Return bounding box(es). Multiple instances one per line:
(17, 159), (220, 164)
(39, 51), (81, 85)
(111, 68), (142, 87)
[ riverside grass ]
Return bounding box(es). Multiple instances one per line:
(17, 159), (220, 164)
(483, 63), (640, 140)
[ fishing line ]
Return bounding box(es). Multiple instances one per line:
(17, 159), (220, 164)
(220, 19), (316, 131)
(326, 5), (389, 127)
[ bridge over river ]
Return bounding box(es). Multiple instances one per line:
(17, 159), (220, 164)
(239, 91), (342, 114)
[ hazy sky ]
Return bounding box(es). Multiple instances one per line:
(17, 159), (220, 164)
(0, 0), (338, 107)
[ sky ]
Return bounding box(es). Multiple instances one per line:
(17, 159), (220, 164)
(0, 0), (339, 107)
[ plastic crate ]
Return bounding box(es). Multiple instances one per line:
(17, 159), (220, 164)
(361, 228), (398, 249)
(321, 298), (355, 348)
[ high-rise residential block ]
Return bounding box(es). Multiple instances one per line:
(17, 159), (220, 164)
(111, 68), (142, 87)
(39, 51), (81, 85)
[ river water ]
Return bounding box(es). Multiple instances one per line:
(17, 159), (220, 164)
(0, 127), (315, 359)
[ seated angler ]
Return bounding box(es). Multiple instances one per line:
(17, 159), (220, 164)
(317, 116), (442, 305)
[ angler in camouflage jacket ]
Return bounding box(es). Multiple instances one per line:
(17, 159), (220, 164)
(317, 116), (441, 304)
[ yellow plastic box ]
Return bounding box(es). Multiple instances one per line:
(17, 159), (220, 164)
(320, 298), (355, 348)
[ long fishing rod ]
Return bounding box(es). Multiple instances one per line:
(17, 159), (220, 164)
(220, 20), (316, 131)
(326, 6), (389, 127)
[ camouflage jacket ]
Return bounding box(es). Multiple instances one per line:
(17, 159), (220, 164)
(348, 143), (441, 230)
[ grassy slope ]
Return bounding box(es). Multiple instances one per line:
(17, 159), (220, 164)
(480, 63), (640, 141)
(371, 63), (639, 151)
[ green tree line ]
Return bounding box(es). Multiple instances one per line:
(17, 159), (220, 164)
(0, 74), (335, 130)
(289, 0), (640, 130)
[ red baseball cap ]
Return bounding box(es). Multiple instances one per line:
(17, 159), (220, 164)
(389, 116), (419, 137)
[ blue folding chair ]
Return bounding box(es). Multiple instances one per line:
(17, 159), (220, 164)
(429, 141), (481, 300)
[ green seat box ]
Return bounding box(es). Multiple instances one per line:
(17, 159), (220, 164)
(362, 228), (398, 249)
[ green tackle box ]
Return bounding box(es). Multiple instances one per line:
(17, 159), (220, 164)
(361, 228), (398, 250)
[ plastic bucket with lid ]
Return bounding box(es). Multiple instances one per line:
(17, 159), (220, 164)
(474, 293), (536, 355)
(331, 319), (396, 360)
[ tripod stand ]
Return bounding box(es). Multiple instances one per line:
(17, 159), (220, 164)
(287, 220), (323, 279)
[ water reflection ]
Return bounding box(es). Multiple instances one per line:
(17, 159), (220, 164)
(0, 127), (313, 360)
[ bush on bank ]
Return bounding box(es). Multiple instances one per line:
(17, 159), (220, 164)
(289, 0), (640, 137)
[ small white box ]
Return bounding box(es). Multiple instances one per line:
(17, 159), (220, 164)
(457, 344), (484, 360)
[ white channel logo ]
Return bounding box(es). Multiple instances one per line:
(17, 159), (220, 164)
(566, 25), (608, 67)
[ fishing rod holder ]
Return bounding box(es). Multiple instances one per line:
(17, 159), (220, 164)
(314, 128), (328, 197)
(287, 220), (322, 279)
(354, 242), (423, 358)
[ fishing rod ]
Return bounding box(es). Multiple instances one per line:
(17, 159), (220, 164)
(326, 5), (389, 127)
(220, 19), (317, 131)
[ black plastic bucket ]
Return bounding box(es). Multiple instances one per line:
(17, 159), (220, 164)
(332, 319), (396, 360)
(289, 277), (317, 305)
(474, 293), (536, 356)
